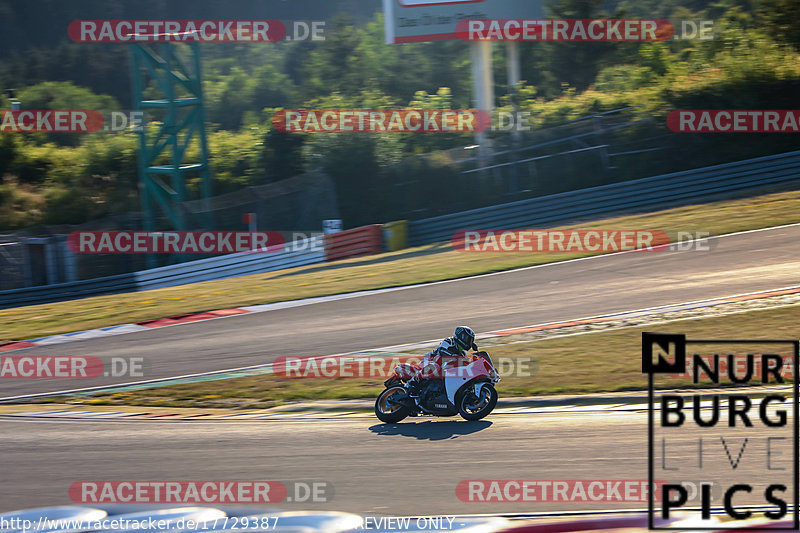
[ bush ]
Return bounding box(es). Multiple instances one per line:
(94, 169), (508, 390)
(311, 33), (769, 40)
(43, 186), (92, 225)
(0, 180), (44, 229)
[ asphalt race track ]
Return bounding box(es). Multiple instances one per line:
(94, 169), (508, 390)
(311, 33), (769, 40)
(1, 224), (799, 514)
(2, 224), (799, 398)
(1, 410), (791, 514)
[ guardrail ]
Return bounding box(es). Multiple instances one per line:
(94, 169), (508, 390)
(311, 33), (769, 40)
(135, 238), (324, 290)
(325, 225), (383, 262)
(3, 150), (799, 309)
(0, 238), (326, 309)
(408, 150), (800, 246)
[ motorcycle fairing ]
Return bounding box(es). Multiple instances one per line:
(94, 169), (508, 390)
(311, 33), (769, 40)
(444, 357), (494, 405)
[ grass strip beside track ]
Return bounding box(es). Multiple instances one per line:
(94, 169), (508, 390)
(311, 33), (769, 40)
(2, 187), (800, 344)
(39, 304), (800, 409)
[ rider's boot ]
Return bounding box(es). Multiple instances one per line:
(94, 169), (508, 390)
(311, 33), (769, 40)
(405, 376), (422, 398)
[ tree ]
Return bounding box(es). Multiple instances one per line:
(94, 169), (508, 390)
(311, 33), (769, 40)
(757, 0), (800, 51)
(262, 129), (304, 183)
(16, 81), (120, 147)
(521, 0), (633, 97)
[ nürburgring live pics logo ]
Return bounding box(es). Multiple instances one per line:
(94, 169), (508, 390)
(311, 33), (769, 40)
(643, 332), (799, 530)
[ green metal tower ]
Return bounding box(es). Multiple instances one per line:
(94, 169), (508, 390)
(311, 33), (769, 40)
(130, 43), (213, 242)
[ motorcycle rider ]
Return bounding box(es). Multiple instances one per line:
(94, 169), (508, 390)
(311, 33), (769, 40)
(405, 326), (479, 397)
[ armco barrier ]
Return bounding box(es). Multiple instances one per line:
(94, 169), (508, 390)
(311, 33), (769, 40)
(134, 236), (325, 290)
(0, 237), (326, 309)
(4, 150), (799, 308)
(0, 272), (140, 309)
(324, 224), (383, 262)
(408, 150), (800, 246)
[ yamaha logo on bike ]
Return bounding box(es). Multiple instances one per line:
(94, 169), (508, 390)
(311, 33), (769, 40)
(643, 333), (799, 529)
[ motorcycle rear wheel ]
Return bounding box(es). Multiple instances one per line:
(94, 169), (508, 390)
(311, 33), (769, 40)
(375, 386), (411, 423)
(458, 384), (498, 421)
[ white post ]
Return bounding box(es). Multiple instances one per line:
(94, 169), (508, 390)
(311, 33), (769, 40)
(471, 40), (494, 151)
(507, 41), (521, 90)
(62, 237), (77, 282)
(507, 41), (522, 192)
(247, 213), (257, 251)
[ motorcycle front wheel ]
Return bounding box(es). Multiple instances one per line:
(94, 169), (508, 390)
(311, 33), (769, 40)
(458, 384), (498, 421)
(375, 386), (410, 423)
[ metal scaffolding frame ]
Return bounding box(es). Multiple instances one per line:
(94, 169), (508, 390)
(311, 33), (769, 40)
(130, 43), (213, 240)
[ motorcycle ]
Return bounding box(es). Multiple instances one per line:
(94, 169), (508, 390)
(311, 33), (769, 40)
(374, 351), (501, 423)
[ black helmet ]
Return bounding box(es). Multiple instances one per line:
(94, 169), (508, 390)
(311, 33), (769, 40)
(454, 326), (477, 351)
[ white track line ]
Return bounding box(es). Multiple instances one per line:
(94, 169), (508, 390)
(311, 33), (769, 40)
(6, 222), (799, 353)
(2, 282), (799, 403)
(2, 224), (799, 403)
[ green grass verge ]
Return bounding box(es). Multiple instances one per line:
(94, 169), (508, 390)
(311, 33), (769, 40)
(46, 303), (799, 409)
(2, 187), (800, 344)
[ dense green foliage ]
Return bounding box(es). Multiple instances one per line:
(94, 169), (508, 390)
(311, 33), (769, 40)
(1, 0), (799, 229)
